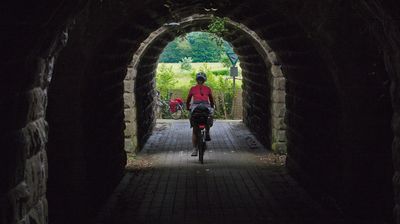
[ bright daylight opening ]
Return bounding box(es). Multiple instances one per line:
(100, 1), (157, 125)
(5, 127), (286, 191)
(155, 31), (243, 121)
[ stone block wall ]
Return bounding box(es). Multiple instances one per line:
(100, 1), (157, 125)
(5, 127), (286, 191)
(2, 116), (49, 224)
(227, 30), (272, 148)
(135, 63), (157, 148)
(228, 4), (393, 221)
(45, 5), (135, 223)
(351, 2), (400, 222)
(1, 32), (66, 224)
(124, 26), (170, 152)
(124, 65), (138, 153)
(0, 1), (86, 223)
(241, 60), (272, 147)
(270, 66), (287, 154)
(280, 2), (394, 222)
(225, 18), (288, 153)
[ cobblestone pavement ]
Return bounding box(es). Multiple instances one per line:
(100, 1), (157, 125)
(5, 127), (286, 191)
(97, 120), (344, 224)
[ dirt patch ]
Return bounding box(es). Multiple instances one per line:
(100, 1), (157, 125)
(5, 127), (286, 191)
(257, 153), (286, 166)
(125, 154), (153, 171)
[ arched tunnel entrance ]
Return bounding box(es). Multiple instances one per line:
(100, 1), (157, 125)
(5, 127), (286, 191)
(2, 1), (399, 224)
(123, 14), (289, 155)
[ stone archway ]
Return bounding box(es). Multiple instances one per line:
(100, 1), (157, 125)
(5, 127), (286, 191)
(123, 14), (288, 154)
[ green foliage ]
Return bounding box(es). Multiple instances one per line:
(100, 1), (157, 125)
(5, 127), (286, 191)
(184, 64), (235, 119)
(219, 54), (232, 68)
(156, 64), (177, 99)
(189, 32), (221, 62)
(207, 16), (228, 37)
(211, 69), (229, 76)
(207, 16), (229, 47)
(212, 75), (235, 119)
(159, 32), (234, 63)
(180, 57), (193, 70)
(177, 38), (191, 53)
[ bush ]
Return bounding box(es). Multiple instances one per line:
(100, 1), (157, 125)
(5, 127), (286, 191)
(156, 63), (238, 120)
(180, 57), (193, 70)
(211, 69), (229, 76)
(220, 53), (232, 68)
(156, 64), (177, 99)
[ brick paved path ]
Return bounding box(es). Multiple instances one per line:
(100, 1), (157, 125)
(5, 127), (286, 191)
(97, 120), (344, 224)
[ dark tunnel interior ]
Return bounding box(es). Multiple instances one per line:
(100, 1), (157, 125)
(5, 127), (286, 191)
(1, 1), (399, 224)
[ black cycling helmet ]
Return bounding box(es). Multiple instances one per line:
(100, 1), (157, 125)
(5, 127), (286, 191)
(196, 72), (207, 82)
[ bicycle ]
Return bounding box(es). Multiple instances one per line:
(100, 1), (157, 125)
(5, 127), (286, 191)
(190, 105), (212, 164)
(156, 92), (185, 120)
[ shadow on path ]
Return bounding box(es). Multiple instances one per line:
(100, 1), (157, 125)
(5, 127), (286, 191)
(97, 120), (344, 224)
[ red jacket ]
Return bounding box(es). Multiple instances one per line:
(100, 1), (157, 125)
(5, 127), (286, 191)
(186, 84), (214, 109)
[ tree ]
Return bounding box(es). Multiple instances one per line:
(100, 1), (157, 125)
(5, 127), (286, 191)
(158, 32), (234, 63)
(156, 64), (177, 98)
(177, 38), (191, 56)
(188, 32), (222, 62)
(180, 57), (193, 70)
(159, 41), (180, 62)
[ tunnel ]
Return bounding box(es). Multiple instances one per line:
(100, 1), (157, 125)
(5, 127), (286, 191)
(1, 0), (400, 223)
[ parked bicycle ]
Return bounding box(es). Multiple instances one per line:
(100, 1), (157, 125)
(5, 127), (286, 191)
(156, 92), (185, 120)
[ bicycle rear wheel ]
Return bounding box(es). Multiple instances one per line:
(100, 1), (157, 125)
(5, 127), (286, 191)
(198, 142), (204, 164)
(198, 130), (206, 164)
(171, 104), (183, 120)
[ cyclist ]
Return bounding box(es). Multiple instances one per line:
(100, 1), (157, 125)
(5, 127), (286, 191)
(186, 72), (215, 156)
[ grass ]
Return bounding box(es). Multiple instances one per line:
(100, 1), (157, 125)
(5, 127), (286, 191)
(156, 62), (243, 119)
(156, 62), (243, 88)
(158, 62), (226, 71)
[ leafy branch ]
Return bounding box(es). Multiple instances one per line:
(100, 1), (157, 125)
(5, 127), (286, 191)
(207, 16), (229, 48)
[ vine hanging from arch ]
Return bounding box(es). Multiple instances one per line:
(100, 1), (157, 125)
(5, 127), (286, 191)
(207, 16), (229, 48)
(163, 1), (229, 47)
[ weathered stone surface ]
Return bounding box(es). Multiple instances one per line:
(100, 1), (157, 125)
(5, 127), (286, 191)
(26, 88), (47, 122)
(26, 198), (48, 224)
(272, 117), (286, 129)
(267, 51), (279, 65)
(272, 103), (286, 117)
(272, 142), (287, 154)
(271, 65), (284, 77)
(124, 139), (134, 152)
(7, 181), (30, 223)
(273, 129), (287, 142)
(273, 77), (286, 90)
(5, 147), (48, 224)
(22, 119), (48, 157)
(124, 107), (136, 118)
(124, 122), (137, 137)
(272, 90), (285, 103)
(25, 150), (47, 207)
(124, 137), (138, 153)
(123, 80), (135, 93)
(123, 94), (135, 108)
